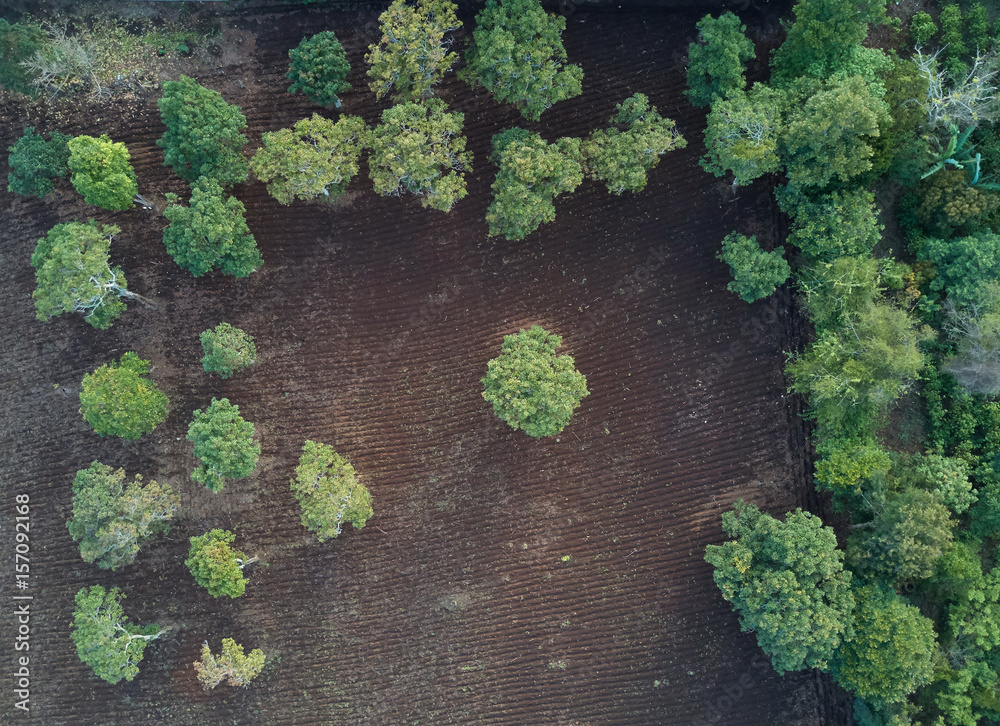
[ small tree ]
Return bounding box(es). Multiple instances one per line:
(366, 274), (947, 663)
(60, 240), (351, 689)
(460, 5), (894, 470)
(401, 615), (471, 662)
(200, 322), (257, 379)
(701, 85), (785, 186)
(67, 461), (180, 570)
(250, 114), (366, 205)
(910, 11), (937, 47)
(187, 397), (260, 492)
(461, 0), (583, 121)
(79, 352), (168, 439)
(194, 639), (266, 689)
(581, 93), (686, 195)
(365, 0), (461, 102)
(366, 99), (471, 212)
(67, 134), (139, 211)
(7, 126), (70, 197)
(487, 129), (583, 241)
(717, 232), (790, 303)
(778, 187), (883, 262)
(31, 220), (152, 329)
(162, 176), (262, 278)
(685, 12), (755, 107)
(286, 31), (351, 108)
(186, 529), (257, 598)
(482, 326), (589, 438)
(291, 441), (373, 542)
(157, 75), (249, 185)
(71, 585), (168, 684)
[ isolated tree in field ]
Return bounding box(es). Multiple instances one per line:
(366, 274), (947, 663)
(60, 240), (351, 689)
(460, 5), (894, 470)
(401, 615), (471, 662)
(286, 31), (351, 108)
(581, 93), (686, 195)
(291, 441), (373, 542)
(162, 176), (262, 278)
(685, 12), (755, 107)
(365, 0), (461, 102)
(717, 232), (790, 303)
(778, 187), (883, 261)
(704, 500), (854, 674)
(187, 397), (259, 492)
(700, 85), (784, 186)
(79, 352), (168, 439)
(157, 75), (249, 185)
(71, 585), (168, 684)
(461, 0), (583, 121)
(194, 638), (266, 689)
(66, 461), (179, 570)
(250, 114), (366, 205)
(487, 129), (583, 241)
(67, 134), (139, 211)
(186, 529), (257, 598)
(200, 322), (257, 379)
(7, 126), (70, 197)
(31, 220), (152, 329)
(366, 99), (471, 212)
(482, 326), (589, 438)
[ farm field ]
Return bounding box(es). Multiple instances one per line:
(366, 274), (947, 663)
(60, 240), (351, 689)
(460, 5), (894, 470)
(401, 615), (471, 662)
(0, 2), (848, 724)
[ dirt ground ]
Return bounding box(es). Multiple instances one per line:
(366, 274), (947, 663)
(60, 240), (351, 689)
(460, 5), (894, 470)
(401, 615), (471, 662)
(0, 3), (849, 725)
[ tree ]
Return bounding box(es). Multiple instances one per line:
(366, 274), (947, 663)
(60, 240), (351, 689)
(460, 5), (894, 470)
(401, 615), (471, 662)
(685, 12), (755, 107)
(366, 99), (471, 212)
(704, 500), (854, 674)
(286, 31), (351, 108)
(832, 584), (937, 706)
(31, 220), (151, 329)
(717, 232), (790, 303)
(897, 453), (976, 514)
(921, 232), (1000, 308)
(186, 529), (256, 598)
(915, 49), (1000, 131)
(482, 326), (589, 438)
(7, 126), (70, 197)
(796, 255), (883, 332)
(0, 20), (47, 96)
(200, 322), (257, 379)
(461, 0), (583, 121)
(71, 585), (168, 684)
(162, 176), (262, 278)
(365, 0), (461, 102)
(967, 3), (990, 53)
(940, 3), (968, 79)
(580, 93), (686, 195)
(66, 461), (179, 570)
(291, 441), (373, 542)
(910, 11), (937, 47)
(194, 639), (266, 689)
(486, 129), (583, 241)
(944, 283), (1000, 395)
(187, 397), (259, 492)
(778, 187), (883, 261)
(157, 75), (249, 185)
(67, 134), (138, 211)
(79, 352), (168, 439)
(250, 114), (366, 205)
(814, 442), (892, 493)
(700, 85), (785, 186)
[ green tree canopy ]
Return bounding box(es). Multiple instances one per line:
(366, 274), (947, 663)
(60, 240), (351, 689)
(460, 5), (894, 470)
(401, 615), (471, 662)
(71, 585), (167, 684)
(813, 441), (892, 493)
(921, 232), (1000, 308)
(778, 187), (883, 262)
(187, 397), (260, 492)
(250, 113), (366, 205)
(67, 134), (138, 211)
(194, 639), (266, 689)
(162, 176), (262, 278)
(186, 529), (256, 598)
(286, 31), (351, 108)
(461, 0), (583, 121)
(67, 461), (179, 570)
(7, 126), (70, 197)
(717, 232), (790, 303)
(685, 12), (755, 107)
(291, 441), (373, 542)
(486, 129), (583, 241)
(200, 322), (257, 379)
(581, 93), (686, 195)
(705, 500), (855, 674)
(366, 99), (471, 212)
(482, 326), (589, 438)
(910, 11), (937, 47)
(796, 255), (883, 332)
(157, 75), (249, 185)
(79, 352), (168, 439)
(0, 20), (47, 95)
(701, 85), (785, 186)
(365, 0), (461, 102)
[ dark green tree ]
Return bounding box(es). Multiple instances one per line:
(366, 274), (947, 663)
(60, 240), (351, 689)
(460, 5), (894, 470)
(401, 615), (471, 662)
(921, 232), (1000, 308)
(685, 12), (755, 107)
(286, 31), (351, 108)
(940, 4), (968, 79)
(185, 529), (257, 598)
(7, 126), (70, 197)
(0, 20), (46, 95)
(79, 352), (168, 439)
(778, 187), (883, 261)
(966, 3), (990, 53)
(291, 441), (373, 542)
(910, 11), (937, 47)
(67, 134), (138, 211)
(187, 397), (260, 492)
(700, 85), (785, 186)
(200, 322), (257, 379)
(461, 0), (583, 121)
(717, 232), (790, 303)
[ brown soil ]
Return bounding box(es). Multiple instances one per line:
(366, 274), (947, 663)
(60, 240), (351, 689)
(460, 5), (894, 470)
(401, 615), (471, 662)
(0, 4), (849, 725)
